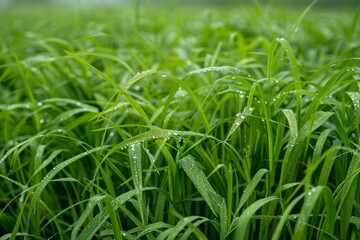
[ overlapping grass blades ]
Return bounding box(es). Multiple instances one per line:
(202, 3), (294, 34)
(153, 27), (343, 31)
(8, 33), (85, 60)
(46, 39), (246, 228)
(1, 2), (360, 239)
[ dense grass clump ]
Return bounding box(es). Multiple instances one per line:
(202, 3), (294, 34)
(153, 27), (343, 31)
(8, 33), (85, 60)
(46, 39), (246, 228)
(1, 2), (360, 239)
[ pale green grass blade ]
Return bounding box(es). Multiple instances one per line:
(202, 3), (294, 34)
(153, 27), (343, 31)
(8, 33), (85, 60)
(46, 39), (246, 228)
(234, 169), (269, 216)
(178, 156), (224, 216)
(104, 196), (123, 240)
(287, 0), (318, 39)
(65, 51), (151, 126)
(178, 218), (209, 240)
(70, 195), (106, 240)
(28, 146), (107, 218)
(0, 233), (34, 240)
(282, 109), (298, 151)
(0, 131), (47, 166)
(123, 69), (157, 91)
(297, 111), (334, 142)
(293, 186), (336, 240)
(225, 106), (254, 141)
(336, 153), (360, 239)
(184, 66), (247, 78)
(128, 142), (145, 223)
(231, 196), (278, 239)
(167, 216), (204, 240)
(347, 92), (360, 132)
(318, 140), (341, 185)
(76, 51), (136, 75)
(303, 68), (354, 123)
(271, 193), (305, 240)
(134, 222), (172, 239)
(312, 129), (332, 164)
(31, 149), (64, 179)
(274, 37), (302, 121)
(77, 187), (156, 240)
(105, 128), (215, 158)
(220, 198), (228, 239)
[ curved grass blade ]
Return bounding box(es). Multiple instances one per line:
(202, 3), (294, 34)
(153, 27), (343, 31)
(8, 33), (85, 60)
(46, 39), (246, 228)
(303, 68), (355, 123)
(178, 218), (209, 240)
(297, 111), (333, 142)
(124, 69), (157, 91)
(234, 169), (269, 216)
(0, 131), (47, 166)
(70, 195), (106, 240)
(287, 0), (318, 39)
(178, 156), (224, 216)
(282, 109), (298, 151)
(77, 187), (156, 240)
(293, 186), (335, 240)
(28, 146), (108, 218)
(167, 216), (204, 240)
(76, 51), (136, 75)
(128, 143), (145, 223)
(271, 193), (305, 240)
(184, 66), (248, 79)
(104, 128), (215, 158)
(65, 51), (152, 126)
(230, 196), (278, 239)
(225, 107), (254, 141)
(134, 222), (172, 239)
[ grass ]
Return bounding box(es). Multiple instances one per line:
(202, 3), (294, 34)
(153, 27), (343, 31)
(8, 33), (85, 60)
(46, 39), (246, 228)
(1, 1), (360, 239)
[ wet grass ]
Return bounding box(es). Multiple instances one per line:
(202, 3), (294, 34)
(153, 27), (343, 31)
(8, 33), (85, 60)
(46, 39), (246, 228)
(1, 2), (360, 239)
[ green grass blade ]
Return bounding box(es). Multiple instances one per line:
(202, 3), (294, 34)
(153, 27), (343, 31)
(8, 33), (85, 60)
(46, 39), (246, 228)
(77, 187), (156, 240)
(282, 109), (298, 151)
(178, 156), (224, 216)
(28, 146), (107, 218)
(225, 106), (254, 141)
(128, 143), (145, 223)
(231, 196), (278, 239)
(65, 51), (152, 126)
(271, 193), (305, 240)
(297, 111), (334, 142)
(234, 169), (269, 216)
(70, 195), (106, 240)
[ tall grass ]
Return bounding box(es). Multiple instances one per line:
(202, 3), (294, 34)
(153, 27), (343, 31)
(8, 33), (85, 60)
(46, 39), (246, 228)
(1, 2), (360, 239)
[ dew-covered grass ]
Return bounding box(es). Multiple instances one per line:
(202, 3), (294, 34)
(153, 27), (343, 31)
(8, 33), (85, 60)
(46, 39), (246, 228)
(1, 1), (360, 239)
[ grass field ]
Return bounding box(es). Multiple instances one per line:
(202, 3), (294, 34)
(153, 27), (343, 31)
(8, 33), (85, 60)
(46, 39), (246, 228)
(1, 1), (360, 239)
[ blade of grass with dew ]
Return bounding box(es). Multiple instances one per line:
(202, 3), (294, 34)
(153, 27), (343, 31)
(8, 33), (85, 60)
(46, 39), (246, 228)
(65, 51), (152, 126)
(70, 195), (106, 240)
(134, 222), (172, 239)
(225, 106), (254, 141)
(334, 153), (360, 239)
(178, 218), (209, 240)
(104, 195), (123, 240)
(297, 111), (334, 143)
(271, 193), (305, 240)
(128, 142), (145, 224)
(233, 169), (269, 216)
(123, 69), (157, 91)
(318, 140), (341, 186)
(28, 146), (108, 221)
(230, 196), (278, 239)
(178, 156), (224, 217)
(77, 187), (156, 240)
(303, 67), (357, 124)
(293, 186), (335, 240)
